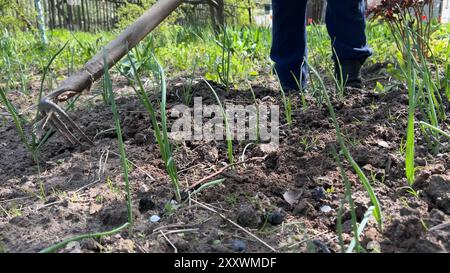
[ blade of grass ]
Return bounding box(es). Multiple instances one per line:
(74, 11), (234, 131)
(191, 178), (226, 196)
(307, 61), (383, 228)
(103, 49), (133, 225)
(0, 87), (32, 152)
(38, 40), (69, 104)
(39, 222), (130, 253)
(419, 121), (450, 140)
(32, 40), (70, 150)
(398, 28), (417, 186)
(331, 146), (360, 253)
(274, 70), (292, 125)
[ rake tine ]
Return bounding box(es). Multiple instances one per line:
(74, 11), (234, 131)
(49, 115), (79, 145)
(41, 111), (54, 131)
(44, 99), (94, 145)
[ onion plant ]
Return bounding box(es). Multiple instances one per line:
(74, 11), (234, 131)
(40, 49), (133, 253)
(204, 79), (234, 165)
(419, 121), (450, 140)
(125, 52), (181, 202)
(274, 70), (293, 125)
(329, 48), (346, 99)
(368, 0), (436, 58)
(182, 57), (198, 106)
(307, 61), (383, 228)
(370, 1), (449, 184)
(249, 84), (260, 142)
(0, 87), (31, 153)
(1, 41), (69, 166)
(397, 28), (417, 186)
(291, 68), (308, 109)
(332, 147), (360, 253)
(215, 28), (233, 92)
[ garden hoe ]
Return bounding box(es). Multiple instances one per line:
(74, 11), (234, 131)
(34, 0), (183, 145)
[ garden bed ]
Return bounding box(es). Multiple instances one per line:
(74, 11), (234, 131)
(1, 64), (449, 253)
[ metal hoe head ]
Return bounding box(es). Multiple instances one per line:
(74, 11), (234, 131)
(33, 0), (182, 146)
(36, 90), (94, 146)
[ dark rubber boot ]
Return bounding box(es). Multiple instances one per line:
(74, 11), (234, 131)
(335, 59), (364, 89)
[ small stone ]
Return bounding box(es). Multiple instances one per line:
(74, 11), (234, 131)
(267, 209), (285, 225)
(320, 205), (332, 213)
(377, 140), (389, 148)
(149, 215), (161, 223)
(312, 186), (326, 201)
(139, 197), (155, 213)
(362, 164), (376, 173)
(415, 158), (426, 166)
(366, 241), (381, 252)
(232, 240), (246, 252)
(23, 181), (34, 190)
(283, 190), (301, 206)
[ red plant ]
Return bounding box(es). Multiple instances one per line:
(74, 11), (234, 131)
(367, 0), (435, 57)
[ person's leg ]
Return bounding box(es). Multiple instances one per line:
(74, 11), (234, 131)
(326, 0), (372, 87)
(326, 0), (371, 62)
(270, 0), (308, 90)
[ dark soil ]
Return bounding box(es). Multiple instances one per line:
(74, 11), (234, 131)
(1, 65), (449, 253)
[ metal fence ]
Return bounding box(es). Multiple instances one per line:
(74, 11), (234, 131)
(10, 0), (144, 32)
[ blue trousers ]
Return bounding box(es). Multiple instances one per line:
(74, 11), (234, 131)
(270, 0), (372, 89)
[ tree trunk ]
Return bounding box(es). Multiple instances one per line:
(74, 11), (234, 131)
(216, 0), (225, 28)
(209, 4), (219, 34)
(307, 0), (326, 23)
(208, 0), (225, 34)
(95, 0), (99, 32)
(50, 0), (56, 29)
(57, 0), (63, 28)
(247, 0), (252, 24)
(67, 1), (74, 30)
(34, 0), (48, 45)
